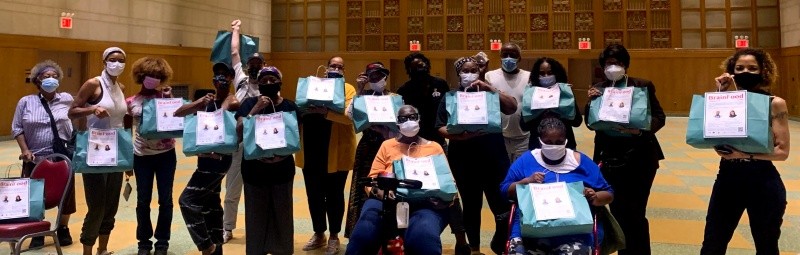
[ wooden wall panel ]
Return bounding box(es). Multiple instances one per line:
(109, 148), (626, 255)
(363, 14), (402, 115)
(780, 46), (800, 117)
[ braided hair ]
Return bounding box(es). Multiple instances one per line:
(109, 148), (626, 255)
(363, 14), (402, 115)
(404, 52), (431, 76)
(537, 117), (566, 138)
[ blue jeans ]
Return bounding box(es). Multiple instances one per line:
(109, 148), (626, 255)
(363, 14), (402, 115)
(134, 149), (177, 250)
(346, 199), (448, 255)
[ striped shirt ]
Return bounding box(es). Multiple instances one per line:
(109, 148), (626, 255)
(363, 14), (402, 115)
(12, 93), (74, 158)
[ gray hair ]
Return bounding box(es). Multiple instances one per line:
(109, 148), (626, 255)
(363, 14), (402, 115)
(28, 60), (64, 84)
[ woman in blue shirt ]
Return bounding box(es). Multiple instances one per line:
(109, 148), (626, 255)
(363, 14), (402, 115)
(500, 118), (613, 255)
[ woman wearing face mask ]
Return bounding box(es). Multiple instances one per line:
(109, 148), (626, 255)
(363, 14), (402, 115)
(233, 66), (298, 255)
(12, 60), (76, 249)
(173, 62), (240, 255)
(585, 44), (666, 255)
(438, 57), (518, 254)
(521, 57), (583, 150)
(69, 47), (130, 255)
(344, 62), (396, 239)
(346, 105), (453, 254)
(500, 117), (613, 255)
(701, 49), (790, 255)
(124, 57), (176, 255)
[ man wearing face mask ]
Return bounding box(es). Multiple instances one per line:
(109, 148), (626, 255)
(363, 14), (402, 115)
(485, 43), (532, 163)
(397, 52), (451, 150)
(13, 60), (76, 249)
(222, 19), (266, 243)
(585, 44), (666, 255)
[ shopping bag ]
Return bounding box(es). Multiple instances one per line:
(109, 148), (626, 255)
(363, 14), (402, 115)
(393, 154), (457, 202)
(444, 91), (502, 134)
(587, 86), (651, 134)
(210, 30), (259, 65)
(516, 181), (593, 238)
(182, 110), (238, 156)
(139, 98), (186, 139)
(243, 111), (301, 160)
(686, 92), (773, 154)
(0, 178), (45, 222)
(72, 128), (134, 173)
(351, 95), (403, 133)
(522, 83), (576, 122)
(296, 76), (346, 113)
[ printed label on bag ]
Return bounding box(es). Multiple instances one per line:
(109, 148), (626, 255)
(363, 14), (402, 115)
(598, 87), (633, 123)
(704, 91), (748, 138)
(530, 182), (575, 221)
(196, 110), (225, 145)
(456, 92), (488, 124)
(155, 98), (184, 132)
(364, 96), (396, 122)
(306, 77), (336, 101)
(397, 202), (409, 229)
(531, 86), (561, 110)
(402, 156), (440, 190)
(87, 129), (118, 166)
(0, 179), (30, 220)
(255, 113), (287, 150)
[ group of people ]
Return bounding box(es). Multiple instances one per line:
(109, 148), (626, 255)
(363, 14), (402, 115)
(11, 18), (790, 255)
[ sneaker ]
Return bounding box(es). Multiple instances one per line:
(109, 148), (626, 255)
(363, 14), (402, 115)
(153, 249), (168, 255)
(455, 243), (471, 255)
(95, 251), (115, 255)
(28, 236), (44, 250)
(222, 230), (233, 244)
(137, 249), (151, 255)
(325, 239), (340, 255)
(508, 237), (526, 255)
(57, 226), (73, 246)
(302, 233), (327, 251)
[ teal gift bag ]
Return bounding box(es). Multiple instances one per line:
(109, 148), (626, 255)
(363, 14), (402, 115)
(587, 86), (651, 134)
(210, 30), (259, 65)
(393, 154), (457, 202)
(139, 98), (186, 139)
(182, 110), (238, 156)
(522, 83), (576, 122)
(243, 111), (301, 160)
(445, 91), (502, 134)
(352, 95), (403, 133)
(0, 178), (45, 222)
(516, 181), (594, 238)
(296, 76), (346, 113)
(686, 92), (773, 154)
(73, 128), (134, 173)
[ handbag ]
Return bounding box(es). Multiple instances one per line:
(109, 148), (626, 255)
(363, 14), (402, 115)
(0, 178), (45, 222)
(39, 95), (73, 159)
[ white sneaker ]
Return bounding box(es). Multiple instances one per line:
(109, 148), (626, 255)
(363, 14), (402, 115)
(302, 233), (327, 251)
(222, 230), (233, 243)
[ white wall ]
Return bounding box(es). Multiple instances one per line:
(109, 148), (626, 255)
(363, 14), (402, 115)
(781, 0), (800, 48)
(0, 0), (272, 51)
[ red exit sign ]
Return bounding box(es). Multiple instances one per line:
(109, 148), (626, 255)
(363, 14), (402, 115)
(409, 40), (421, 51)
(490, 40), (502, 51)
(60, 16), (72, 29)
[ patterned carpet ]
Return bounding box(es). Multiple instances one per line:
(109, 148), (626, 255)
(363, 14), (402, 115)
(0, 117), (798, 255)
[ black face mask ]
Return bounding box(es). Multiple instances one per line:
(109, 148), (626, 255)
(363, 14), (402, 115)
(259, 82), (281, 97)
(410, 67), (429, 78)
(213, 74), (229, 88)
(733, 72), (764, 90)
(327, 71), (344, 78)
(248, 67), (260, 79)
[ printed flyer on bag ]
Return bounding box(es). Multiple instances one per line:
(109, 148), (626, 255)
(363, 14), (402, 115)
(598, 87), (634, 123)
(704, 91), (748, 138)
(307, 77), (335, 101)
(402, 156), (440, 190)
(530, 182), (576, 221)
(255, 113), (287, 150)
(87, 129), (118, 166)
(456, 92), (488, 125)
(0, 179), (30, 220)
(531, 86), (560, 110)
(364, 96), (396, 122)
(155, 98), (184, 132)
(196, 111), (225, 145)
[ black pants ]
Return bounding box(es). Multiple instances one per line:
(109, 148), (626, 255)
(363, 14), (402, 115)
(244, 181), (294, 255)
(701, 159), (786, 255)
(133, 150), (177, 251)
(303, 168), (349, 234)
(179, 156), (232, 254)
(80, 172), (123, 246)
(600, 161), (658, 255)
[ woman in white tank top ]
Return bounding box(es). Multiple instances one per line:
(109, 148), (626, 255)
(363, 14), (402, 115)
(68, 47), (129, 255)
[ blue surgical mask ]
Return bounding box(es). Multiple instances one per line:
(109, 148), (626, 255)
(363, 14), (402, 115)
(501, 57), (518, 72)
(40, 77), (59, 93)
(539, 75), (556, 87)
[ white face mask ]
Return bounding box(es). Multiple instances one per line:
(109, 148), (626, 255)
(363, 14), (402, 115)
(604, 65), (625, 82)
(540, 138), (568, 161)
(539, 75), (556, 87)
(369, 77), (387, 92)
(106, 61), (125, 76)
(398, 120), (420, 137)
(459, 72), (479, 88)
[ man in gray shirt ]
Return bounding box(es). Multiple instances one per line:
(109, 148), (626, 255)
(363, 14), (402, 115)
(485, 43), (531, 162)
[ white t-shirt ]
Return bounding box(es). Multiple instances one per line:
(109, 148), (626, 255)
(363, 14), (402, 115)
(486, 68), (531, 138)
(233, 62), (260, 101)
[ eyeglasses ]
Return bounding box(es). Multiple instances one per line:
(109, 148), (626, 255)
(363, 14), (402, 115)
(397, 114), (419, 123)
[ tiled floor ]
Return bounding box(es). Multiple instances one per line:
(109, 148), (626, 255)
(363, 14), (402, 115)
(0, 117), (798, 255)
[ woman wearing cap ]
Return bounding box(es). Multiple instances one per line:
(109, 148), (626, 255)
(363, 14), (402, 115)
(344, 62), (395, 238)
(235, 66), (298, 255)
(69, 47), (129, 255)
(12, 60), (76, 248)
(125, 57), (176, 255)
(174, 62), (240, 255)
